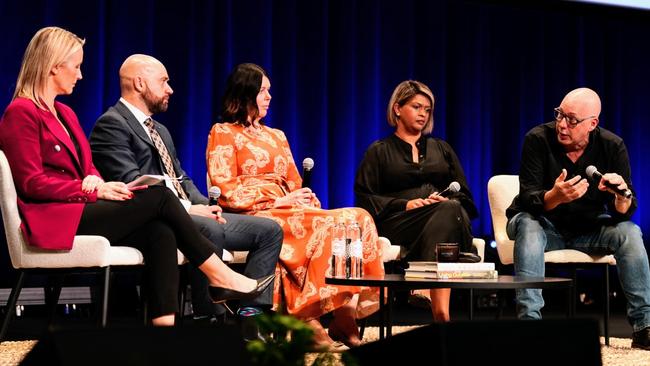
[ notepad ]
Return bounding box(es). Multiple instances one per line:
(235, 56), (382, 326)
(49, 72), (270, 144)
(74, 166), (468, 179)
(126, 174), (165, 188)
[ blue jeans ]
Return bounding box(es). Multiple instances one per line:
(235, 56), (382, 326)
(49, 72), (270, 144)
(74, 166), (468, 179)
(507, 212), (650, 332)
(190, 213), (283, 316)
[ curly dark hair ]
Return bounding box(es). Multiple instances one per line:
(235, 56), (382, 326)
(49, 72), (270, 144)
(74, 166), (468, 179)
(220, 63), (268, 127)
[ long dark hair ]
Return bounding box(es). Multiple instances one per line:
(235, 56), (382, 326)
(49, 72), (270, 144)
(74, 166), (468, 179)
(221, 63), (268, 127)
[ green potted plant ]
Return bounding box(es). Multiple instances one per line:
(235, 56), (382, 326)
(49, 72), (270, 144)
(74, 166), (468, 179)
(246, 313), (357, 366)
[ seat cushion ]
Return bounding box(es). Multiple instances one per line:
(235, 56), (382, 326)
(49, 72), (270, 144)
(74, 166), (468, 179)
(545, 250), (616, 265)
(18, 235), (144, 269)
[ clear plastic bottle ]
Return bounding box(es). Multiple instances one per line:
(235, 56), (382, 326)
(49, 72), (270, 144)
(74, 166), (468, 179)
(346, 221), (363, 278)
(330, 219), (347, 277)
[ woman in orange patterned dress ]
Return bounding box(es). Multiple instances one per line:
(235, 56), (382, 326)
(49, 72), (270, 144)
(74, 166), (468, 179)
(206, 63), (384, 348)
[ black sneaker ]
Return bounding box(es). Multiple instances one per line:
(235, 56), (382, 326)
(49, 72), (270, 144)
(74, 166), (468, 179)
(632, 326), (650, 350)
(238, 307), (267, 342)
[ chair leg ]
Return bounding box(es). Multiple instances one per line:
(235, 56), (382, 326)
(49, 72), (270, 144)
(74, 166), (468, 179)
(495, 290), (505, 320)
(142, 298), (149, 326)
(358, 317), (366, 340)
(136, 272), (149, 325)
(177, 285), (186, 325)
(99, 266), (111, 327)
(604, 264), (610, 346)
(469, 289), (474, 320)
(0, 271), (26, 342)
(571, 268), (578, 317)
(45, 275), (64, 325)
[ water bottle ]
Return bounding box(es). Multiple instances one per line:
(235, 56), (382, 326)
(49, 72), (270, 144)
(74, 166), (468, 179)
(347, 221), (363, 278)
(330, 219), (347, 277)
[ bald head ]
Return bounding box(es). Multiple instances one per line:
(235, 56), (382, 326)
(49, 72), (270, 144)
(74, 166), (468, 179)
(119, 54), (173, 115)
(119, 54), (165, 94)
(560, 87), (601, 120)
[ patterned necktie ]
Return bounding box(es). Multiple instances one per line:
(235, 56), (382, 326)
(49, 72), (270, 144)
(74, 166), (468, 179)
(143, 118), (189, 200)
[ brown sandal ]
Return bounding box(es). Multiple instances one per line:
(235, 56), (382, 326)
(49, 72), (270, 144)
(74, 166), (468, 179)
(306, 319), (350, 353)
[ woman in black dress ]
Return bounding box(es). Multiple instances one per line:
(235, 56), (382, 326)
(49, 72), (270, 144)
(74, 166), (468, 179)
(354, 80), (478, 321)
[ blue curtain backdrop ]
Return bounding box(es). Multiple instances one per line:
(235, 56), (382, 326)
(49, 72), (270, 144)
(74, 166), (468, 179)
(1, 0), (650, 242)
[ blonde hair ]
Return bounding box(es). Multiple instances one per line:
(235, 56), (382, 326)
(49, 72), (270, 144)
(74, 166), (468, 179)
(386, 80), (435, 135)
(13, 26), (85, 107)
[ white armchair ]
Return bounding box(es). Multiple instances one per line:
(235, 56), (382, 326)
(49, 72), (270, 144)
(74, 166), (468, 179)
(0, 150), (145, 341)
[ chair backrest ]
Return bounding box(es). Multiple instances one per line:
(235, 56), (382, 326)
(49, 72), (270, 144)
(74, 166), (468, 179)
(0, 150), (29, 269)
(487, 175), (519, 265)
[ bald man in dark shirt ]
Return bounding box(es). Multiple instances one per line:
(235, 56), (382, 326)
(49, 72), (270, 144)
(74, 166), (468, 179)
(507, 87), (650, 349)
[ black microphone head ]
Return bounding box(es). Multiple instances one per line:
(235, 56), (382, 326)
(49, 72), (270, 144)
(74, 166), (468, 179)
(585, 165), (598, 179)
(449, 181), (461, 193)
(302, 157), (314, 171)
(208, 186), (221, 199)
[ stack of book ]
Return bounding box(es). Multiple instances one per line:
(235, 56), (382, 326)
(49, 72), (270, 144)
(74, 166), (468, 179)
(404, 261), (498, 279)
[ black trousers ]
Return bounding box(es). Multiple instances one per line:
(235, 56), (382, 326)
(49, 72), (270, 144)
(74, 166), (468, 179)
(76, 186), (215, 317)
(377, 200), (473, 261)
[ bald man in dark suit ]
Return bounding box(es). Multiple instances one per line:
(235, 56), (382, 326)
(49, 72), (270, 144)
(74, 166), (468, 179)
(90, 54), (282, 326)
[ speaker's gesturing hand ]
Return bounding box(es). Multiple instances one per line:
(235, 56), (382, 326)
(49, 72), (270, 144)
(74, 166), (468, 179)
(544, 169), (589, 211)
(552, 169), (589, 203)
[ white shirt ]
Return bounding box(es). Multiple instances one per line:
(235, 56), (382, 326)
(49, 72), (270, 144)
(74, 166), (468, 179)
(119, 98), (191, 211)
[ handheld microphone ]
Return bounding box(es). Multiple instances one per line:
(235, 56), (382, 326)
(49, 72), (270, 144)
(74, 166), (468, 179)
(437, 181), (461, 197)
(585, 166), (632, 199)
(302, 158), (314, 189)
(208, 186), (221, 206)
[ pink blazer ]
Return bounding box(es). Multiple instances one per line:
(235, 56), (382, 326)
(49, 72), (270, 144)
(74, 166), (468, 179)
(0, 98), (101, 250)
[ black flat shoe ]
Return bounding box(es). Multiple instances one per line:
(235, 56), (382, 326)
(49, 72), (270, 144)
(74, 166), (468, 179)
(209, 274), (275, 304)
(632, 326), (650, 350)
(407, 292), (432, 310)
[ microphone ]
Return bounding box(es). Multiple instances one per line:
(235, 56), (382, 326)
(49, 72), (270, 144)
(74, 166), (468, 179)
(437, 181), (461, 197)
(302, 157), (314, 189)
(585, 166), (632, 199)
(208, 186), (221, 206)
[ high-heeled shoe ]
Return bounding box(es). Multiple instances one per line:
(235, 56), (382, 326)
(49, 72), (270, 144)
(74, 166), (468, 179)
(208, 274), (275, 304)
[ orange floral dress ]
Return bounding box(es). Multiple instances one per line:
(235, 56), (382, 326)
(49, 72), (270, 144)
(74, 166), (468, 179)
(206, 123), (383, 320)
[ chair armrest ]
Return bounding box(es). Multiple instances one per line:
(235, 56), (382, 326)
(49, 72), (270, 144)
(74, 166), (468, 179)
(472, 238), (485, 263)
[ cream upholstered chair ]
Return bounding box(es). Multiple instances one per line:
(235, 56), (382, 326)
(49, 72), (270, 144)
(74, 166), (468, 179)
(0, 150), (147, 341)
(487, 174), (615, 345)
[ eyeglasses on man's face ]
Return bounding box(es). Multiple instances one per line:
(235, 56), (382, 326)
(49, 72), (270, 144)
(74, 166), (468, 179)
(554, 107), (595, 128)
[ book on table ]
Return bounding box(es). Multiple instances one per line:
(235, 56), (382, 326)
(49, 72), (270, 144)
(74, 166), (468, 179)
(404, 269), (499, 279)
(406, 261), (495, 272)
(405, 261), (498, 279)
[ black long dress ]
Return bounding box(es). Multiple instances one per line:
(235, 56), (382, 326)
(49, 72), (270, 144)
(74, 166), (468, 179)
(354, 134), (478, 260)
